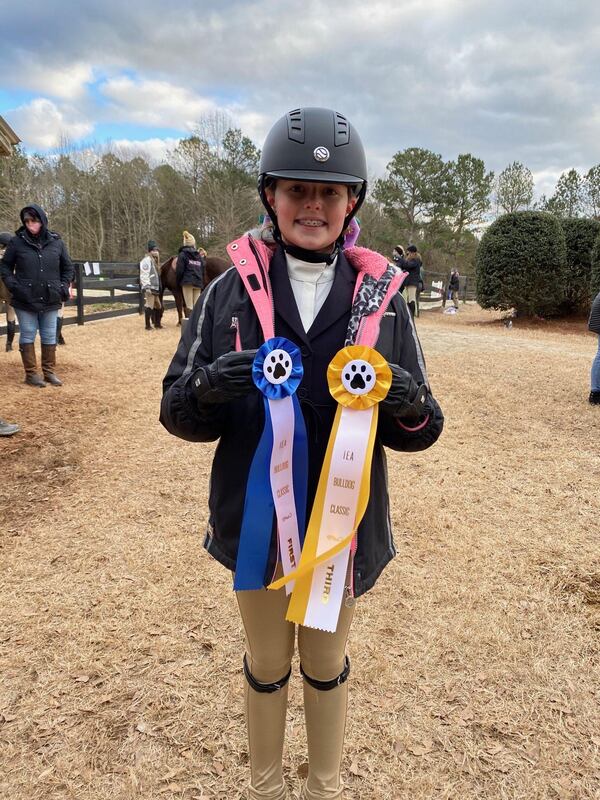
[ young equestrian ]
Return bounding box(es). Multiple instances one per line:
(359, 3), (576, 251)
(161, 107), (444, 800)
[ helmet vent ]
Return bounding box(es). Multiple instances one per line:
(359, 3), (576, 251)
(287, 109), (305, 143)
(334, 113), (350, 147)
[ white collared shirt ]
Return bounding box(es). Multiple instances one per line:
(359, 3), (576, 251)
(285, 253), (338, 331)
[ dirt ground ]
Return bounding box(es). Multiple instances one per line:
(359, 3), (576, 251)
(1, 303), (599, 800)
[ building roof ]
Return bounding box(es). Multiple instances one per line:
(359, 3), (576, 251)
(0, 115), (20, 157)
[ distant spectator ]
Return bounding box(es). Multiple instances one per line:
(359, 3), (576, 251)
(0, 231), (16, 352)
(448, 268), (460, 309)
(0, 204), (74, 387)
(140, 240), (163, 330)
(588, 290), (600, 405)
(403, 244), (422, 318)
(176, 231), (205, 317)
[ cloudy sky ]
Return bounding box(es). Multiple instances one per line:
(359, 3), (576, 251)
(1, 0), (599, 196)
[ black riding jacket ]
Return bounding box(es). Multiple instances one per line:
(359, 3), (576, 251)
(160, 245), (444, 597)
(176, 246), (205, 288)
(0, 204), (74, 313)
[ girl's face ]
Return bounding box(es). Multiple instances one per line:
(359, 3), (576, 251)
(24, 217), (42, 236)
(266, 180), (357, 252)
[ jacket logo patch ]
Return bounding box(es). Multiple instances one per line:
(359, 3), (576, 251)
(384, 311), (396, 317)
(230, 316), (239, 329)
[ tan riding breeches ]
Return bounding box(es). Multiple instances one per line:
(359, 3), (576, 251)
(182, 284), (202, 310)
(2, 302), (15, 322)
(404, 285), (417, 303)
(236, 582), (355, 800)
(144, 290), (161, 310)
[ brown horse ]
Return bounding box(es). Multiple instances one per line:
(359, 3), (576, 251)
(159, 254), (230, 325)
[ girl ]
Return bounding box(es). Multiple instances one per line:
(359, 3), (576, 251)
(161, 107), (444, 800)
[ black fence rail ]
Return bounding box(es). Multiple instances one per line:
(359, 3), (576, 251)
(1, 262), (475, 335)
(0, 260), (176, 335)
(416, 271), (475, 315)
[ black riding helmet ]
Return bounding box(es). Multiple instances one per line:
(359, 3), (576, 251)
(258, 107), (368, 246)
(0, 232), (13, 247)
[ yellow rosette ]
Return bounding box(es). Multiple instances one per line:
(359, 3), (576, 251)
(268, 346), (392, 632)
(328, 345), (392, 410)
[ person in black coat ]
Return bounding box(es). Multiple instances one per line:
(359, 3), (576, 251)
(176, 230), (205, 317)
(402, 244), (422, 318)
(448, 268), (460, 309)
(392, 244), (421, 318)
(588, 290), (600, 405)
(0, 204), (74, 387)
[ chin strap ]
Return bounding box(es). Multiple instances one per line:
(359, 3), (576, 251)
(282, 242), (339, 265)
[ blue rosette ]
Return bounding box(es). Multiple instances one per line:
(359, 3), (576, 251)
(234, 338), (308, 590)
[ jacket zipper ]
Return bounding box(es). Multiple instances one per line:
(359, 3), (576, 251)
(247, 236), (275, 334)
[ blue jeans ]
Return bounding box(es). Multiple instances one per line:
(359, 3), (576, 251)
(592, 335), (600, 392)
(15, 308), (59, 345)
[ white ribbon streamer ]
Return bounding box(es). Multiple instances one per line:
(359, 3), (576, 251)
(268, 396), (303, 594)
(303, 406), (374, 631)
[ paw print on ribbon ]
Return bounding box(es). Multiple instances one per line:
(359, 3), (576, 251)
(263, 349), (293, 385)
(253, 337), (303, 400)
(327, 345), (392, 410)
(341, 359), (377, 396)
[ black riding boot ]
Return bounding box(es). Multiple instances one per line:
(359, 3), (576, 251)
(5, 320), (15, 351)
(153, 307), (163, 329)
(408, 300), (416, 319)
(144, 308), (153, 330)
(589, 391), (600, 405)
(57, 317), (66, 345)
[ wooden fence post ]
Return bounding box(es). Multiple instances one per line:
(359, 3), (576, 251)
(75, 263), (84, 325)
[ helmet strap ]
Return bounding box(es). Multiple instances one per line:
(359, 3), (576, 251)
(282, 242), (339, 265)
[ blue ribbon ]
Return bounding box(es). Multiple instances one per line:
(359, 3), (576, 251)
(234, 338), (308, 590)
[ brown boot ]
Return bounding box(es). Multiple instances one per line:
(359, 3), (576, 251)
(41, 343), (63, 386)
(20, 343), (46, 387)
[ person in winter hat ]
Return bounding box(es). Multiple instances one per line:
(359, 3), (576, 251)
(161, 107), (444, 800)
(0, 231), (17, 352)
(588, 290), (600, 404)
(139, 240), (163, 330)
(176, 230), (205, 316)
(401, 244), (422, 318)
(0, 205), (74, 386)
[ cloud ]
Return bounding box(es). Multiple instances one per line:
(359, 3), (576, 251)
(109, 137), (181, 164)
(100, 77), (216, 130)
(8, 57), (94, 100)
(8, 98), (94, 150)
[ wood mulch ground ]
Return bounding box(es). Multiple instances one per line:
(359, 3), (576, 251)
(1, 303), (599, 799)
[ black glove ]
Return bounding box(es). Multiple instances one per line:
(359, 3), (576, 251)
(380, 364), (429, 423)
(191, 349), (258, 404)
